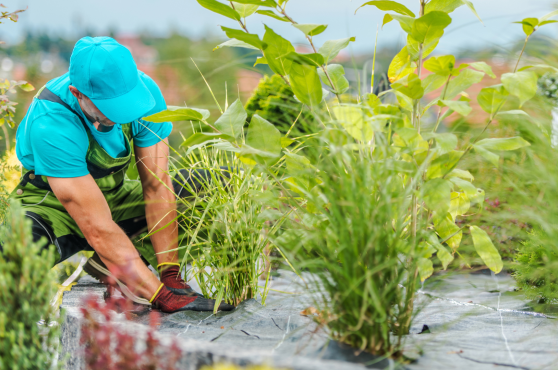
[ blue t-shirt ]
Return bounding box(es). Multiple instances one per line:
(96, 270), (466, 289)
(15, 71), (173, 178)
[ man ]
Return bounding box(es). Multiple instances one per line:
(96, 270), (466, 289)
(8, 36), (233, 313)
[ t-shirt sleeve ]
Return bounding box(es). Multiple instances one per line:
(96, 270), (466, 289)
(133, 72), (173, 148)
(30, 113), (90, 178)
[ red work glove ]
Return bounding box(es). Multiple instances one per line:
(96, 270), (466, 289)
(157, 263), (204, 298)
(151, 285), (234, 313)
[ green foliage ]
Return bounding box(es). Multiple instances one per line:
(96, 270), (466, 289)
(0, 200), (60, 370)
(276, 142), (418, 357)
(245, 74), (315, 134)
(513, 229), (558, 303)
(189, 0), (548, 357)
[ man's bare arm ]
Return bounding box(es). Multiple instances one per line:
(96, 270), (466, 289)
(48, 175), (160, 299)
(135, 139), (179, 266)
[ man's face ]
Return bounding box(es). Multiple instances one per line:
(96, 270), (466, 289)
(69, 86), (116, 127)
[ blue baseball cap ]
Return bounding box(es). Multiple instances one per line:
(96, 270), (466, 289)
(69, 36), (155, 124)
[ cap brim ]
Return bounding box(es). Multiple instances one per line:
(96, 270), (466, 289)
(90, 74), (156, 124)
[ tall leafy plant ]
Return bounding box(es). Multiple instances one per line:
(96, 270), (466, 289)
(175, 0), (552, 356)
(192, 0), (548, 282)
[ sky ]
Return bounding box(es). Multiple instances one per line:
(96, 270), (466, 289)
(2, 0), (557, 55)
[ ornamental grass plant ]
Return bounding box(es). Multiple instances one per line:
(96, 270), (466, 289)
(274, 135), (420, 358)
(171, 147), (287, 306)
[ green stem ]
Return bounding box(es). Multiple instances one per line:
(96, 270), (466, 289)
(280, 8), (342, 104)
(514, 35), (530, 73)
(229, 2), (250, 34)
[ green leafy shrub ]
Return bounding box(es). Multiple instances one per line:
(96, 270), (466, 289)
(513, 228), (558, 303)
(0, 200), (59, 370)
(245, 74), (315, 134)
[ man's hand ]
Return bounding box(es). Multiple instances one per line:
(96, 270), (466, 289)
(135, 139), (179, 266)
(48, 175), (161, 299)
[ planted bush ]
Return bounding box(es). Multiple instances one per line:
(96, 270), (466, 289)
(144, 99), (289, 308)
(145, 0), (554, 358)
(277, 139), (419, 357)
(0, 200), (59, 370)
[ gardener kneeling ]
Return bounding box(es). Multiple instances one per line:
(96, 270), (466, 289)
(4, 36), (233, 313)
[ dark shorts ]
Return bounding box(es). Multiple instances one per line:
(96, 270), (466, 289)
(1, 168), (230, 266)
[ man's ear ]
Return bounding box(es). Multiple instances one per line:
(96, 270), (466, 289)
(68, 86), (81, 99)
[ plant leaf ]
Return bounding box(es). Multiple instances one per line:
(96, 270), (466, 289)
(469, 62), (496, 78)
(197, 0), (240, 20)
(496, 110), (531, 119)
(143, 106), (208, 122)
(422, 178), (452, 215)
(447, 169), (474, 181)
(388, 46), (415, 83)
(501, 71), (538, 107)
(318, 64), (350, 94)
(422, 132), (458, 153)
(215, 99), (247, 138)
(477, 84), (509, 116)
(289, 63), (323, 109)
(473, 145), (500, 167)
(332, 105), (373, 142)
(214, 39), (259, 51)
(448, 177), (481, 203)
(439, 99), (471, 116)
(391, 73), (424, 100)
(19, 82), (34, 92)
(221, 27), (267, 49)
(434, 212), (462, 250)
(318, 37), (356, 64)
(411, 11), (452, 44)
(181, 132), (235, 148)
(284, 52), (325, 67)
(424, 55), (456, 76)
(470, 226), (503, 274)
(292, 24), (328, 37)
(422, 74), (448, 94)
(426, 0), (482, 24)
(539, 9), (558, 23)
(428, 234), (454, 269)
(355, 1), (416, 17)
(263, 25), (295, 76)
(418, 258), (434, 282)
(449, 191), (470, 220)
(382, 13), (415, 33)
(232, 2), (259, 17)
(244, 114), (282, 165)
(426, 150), (463, 179)
(475, 137), (530, 152)
(256, 10), (289, 22)
(445, 69), (484, 99)
(232, 0), (276, 6)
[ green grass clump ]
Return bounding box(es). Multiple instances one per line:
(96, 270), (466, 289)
(277, 139), (418, 358)
(168, 146), (286, 308)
